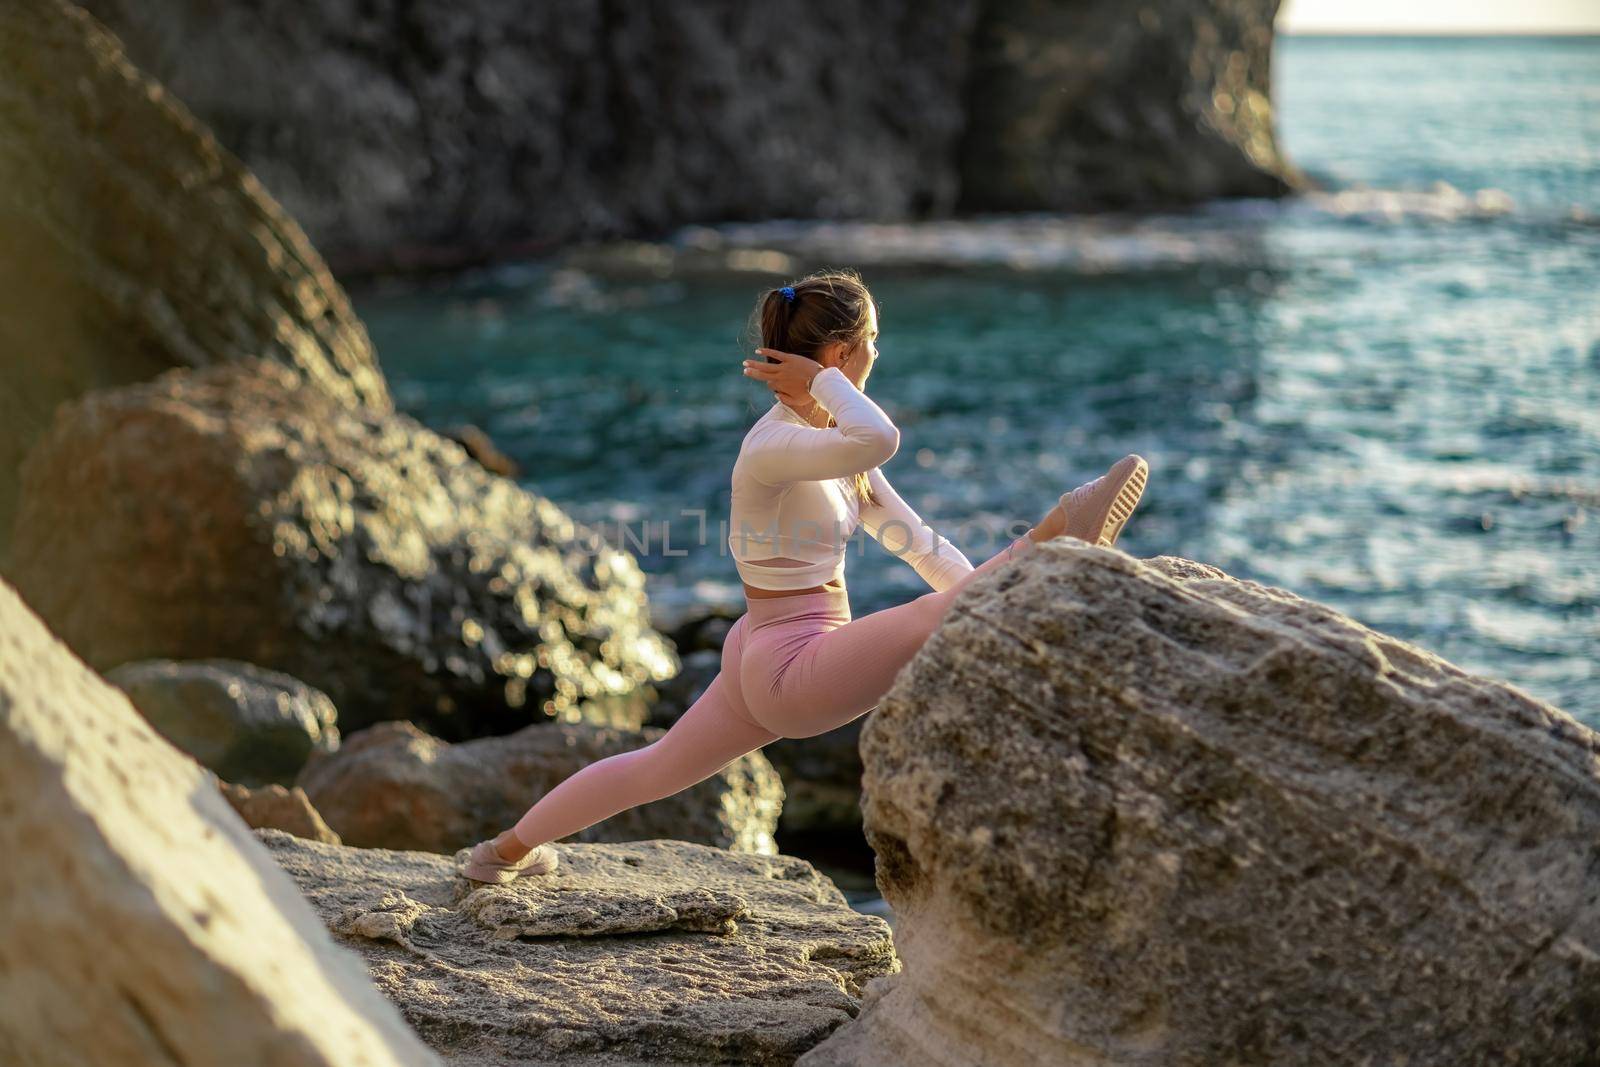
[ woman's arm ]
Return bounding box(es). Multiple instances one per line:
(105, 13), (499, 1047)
(859, 466), (974, 592)
(741, 365), (901, 484)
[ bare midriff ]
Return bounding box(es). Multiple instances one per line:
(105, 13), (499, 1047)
(742, 578), (845, 599)
(740, 556), (845, 599)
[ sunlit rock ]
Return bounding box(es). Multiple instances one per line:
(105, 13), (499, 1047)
(217, 779), (343, 845)
(803, 542), (1600, 1066)
(0, 577), (434, 1066)
(11, 360), (679, 740)
(260, 829), (899, 1064)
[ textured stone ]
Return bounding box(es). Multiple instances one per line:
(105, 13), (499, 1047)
(0, 578), (435, 1067)
(260, 829), (899, 1064)
(10, 360), (679, 740)
(79, 0), (1297, 276)
(802, 542), (1600, 1066)
(106, 658), (340, 786)
(297, 719), (782, 856)
(959, 0), (1302, 212)
(0, 0), (387, 560)
(218, 778), (342, 845)
(763, 725), (869, 839)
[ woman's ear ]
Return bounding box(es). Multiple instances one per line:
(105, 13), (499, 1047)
(816, 340), (847, 370)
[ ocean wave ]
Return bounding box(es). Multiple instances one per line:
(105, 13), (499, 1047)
(550, 182), (1587, 276)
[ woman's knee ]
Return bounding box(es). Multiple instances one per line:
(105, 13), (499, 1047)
(914, 587), (955, 627)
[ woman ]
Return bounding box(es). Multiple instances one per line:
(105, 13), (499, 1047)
(459, 269), (1148, 882)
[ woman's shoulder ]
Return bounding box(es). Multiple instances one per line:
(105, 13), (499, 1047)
(740, 402), (798, 442)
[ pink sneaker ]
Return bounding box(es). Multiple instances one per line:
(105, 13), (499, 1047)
(1059, 454), (1148, 546)
(456, 837), (560, 884)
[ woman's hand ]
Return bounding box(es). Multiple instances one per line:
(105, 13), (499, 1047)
(742, 348), (823, 410)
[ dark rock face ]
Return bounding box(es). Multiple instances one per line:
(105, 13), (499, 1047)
(10, 360), (678, 740)
(106, 658), (340, 786)
(79, 0), (1298, 277)
(0, 0), (387, 561)
(80, 0), (983, 275)
(959, 0), (1301, 211)
(297, 719), (782, 856)
(764, 725), (869, 839)
(259, 829), (899, 1064)
(803, 543), (1600, 1066)
(0, 578), (435, 1066)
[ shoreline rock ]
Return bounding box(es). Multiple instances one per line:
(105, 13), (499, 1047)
(107, 658), (340, 786)
(259, 829), (899, 1064)
(0, 0), (387, 560)
(10, 360), (678, 740)
(0, 576), (435, 1066)
(803, 543), (1600, 1066)
(218, 779), (343, 845)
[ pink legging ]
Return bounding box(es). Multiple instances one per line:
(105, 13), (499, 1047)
(509, 534), (1038, 849)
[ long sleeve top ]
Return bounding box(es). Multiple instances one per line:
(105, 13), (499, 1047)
(728, 365), (975, 592)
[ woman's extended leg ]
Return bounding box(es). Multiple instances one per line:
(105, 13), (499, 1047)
(494, 672), (779, 852)
(742, 534), (1038, 738)
(491, 616), (778, 857)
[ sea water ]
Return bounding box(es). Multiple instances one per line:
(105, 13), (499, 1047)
(357, 35), (1599, 723)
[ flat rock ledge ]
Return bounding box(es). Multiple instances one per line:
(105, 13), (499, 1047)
(802, 542), (1600, 1067)
(259, 829), (898, 1065)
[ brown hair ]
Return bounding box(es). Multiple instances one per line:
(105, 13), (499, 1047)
(745, 267), (882, 508)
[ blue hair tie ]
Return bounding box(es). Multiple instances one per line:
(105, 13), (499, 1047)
(778, 286), (796, 304)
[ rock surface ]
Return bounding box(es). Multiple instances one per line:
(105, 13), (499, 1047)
(0, 0), (387, 560)
(10, 360), (679, 740)
(80, 0), (1298, 276)
(0, 577), (435, 1066)
(107, 658), (340, 786)
(260, 829), (899, 1064)
(218, 778), (343, 845)
(297, 719), (782, 856)
(959, 0), (1300, 211)
(802, 542), (1600, 1066)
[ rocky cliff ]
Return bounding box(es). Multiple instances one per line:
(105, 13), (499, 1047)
(0, 0), (388, 560)
(78, 0), (1301, 275)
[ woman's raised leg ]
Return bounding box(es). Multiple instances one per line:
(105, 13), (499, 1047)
(742, 534), (1038, 738)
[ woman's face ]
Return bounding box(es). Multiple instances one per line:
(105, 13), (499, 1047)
(841, 304), (880, 390)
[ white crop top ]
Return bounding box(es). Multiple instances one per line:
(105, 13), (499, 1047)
(728, 364), (975, 592)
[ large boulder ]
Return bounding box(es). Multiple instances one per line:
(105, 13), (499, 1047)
(10, 360), (679, 740)
(106, 658), (340, 786)
(260, 829), (898, 1064)
(802, 543), (1600, 1066)
(0, 578), (436, 1066)
(297, 719), (782, 856)
(0, 0), (387, 561)
(79, 0), (1299, 276)
(958, 0), (1301, 211)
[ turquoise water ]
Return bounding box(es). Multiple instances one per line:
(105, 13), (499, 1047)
(355, 36), (1600, 723)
